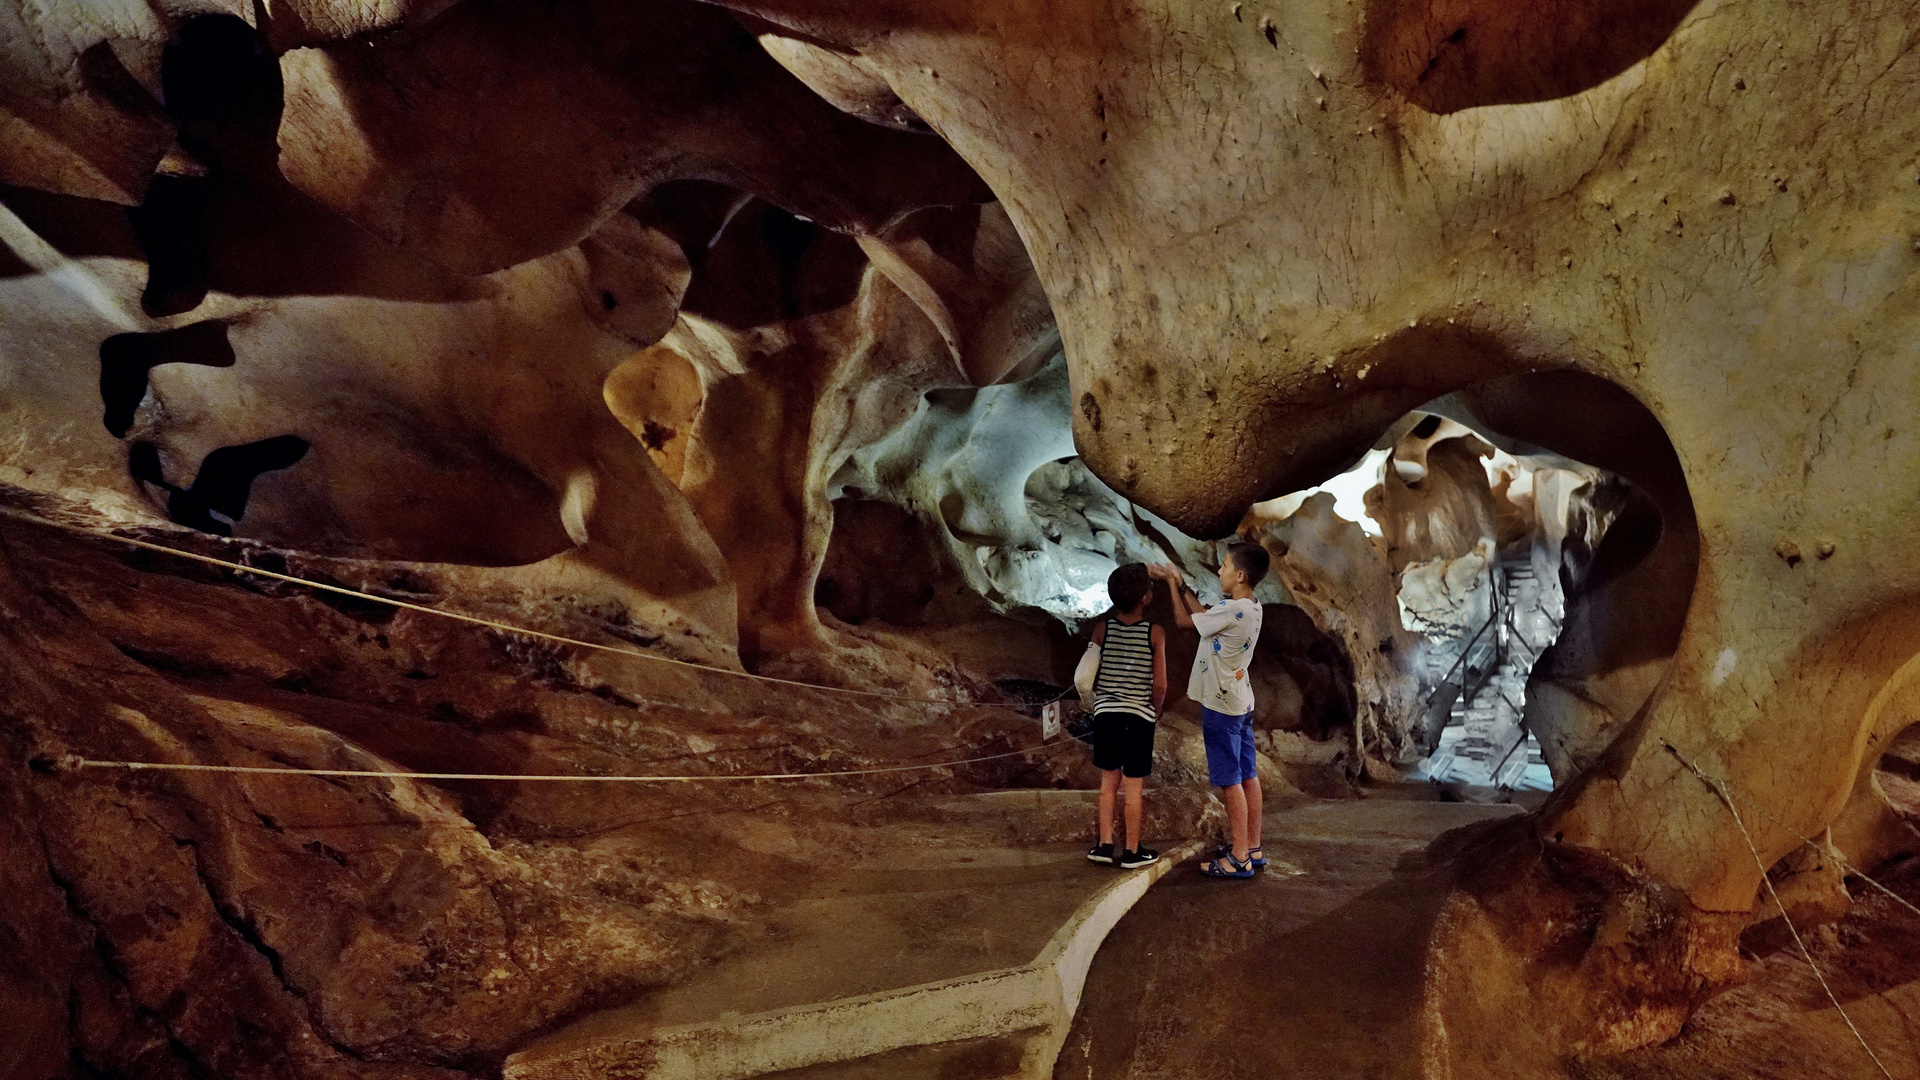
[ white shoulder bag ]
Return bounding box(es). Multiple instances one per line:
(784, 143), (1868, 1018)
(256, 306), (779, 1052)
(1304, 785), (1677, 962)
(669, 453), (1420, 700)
(1074, 638), (1102, 711)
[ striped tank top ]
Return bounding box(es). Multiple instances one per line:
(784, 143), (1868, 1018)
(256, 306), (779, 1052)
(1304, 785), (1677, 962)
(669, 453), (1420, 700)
(1092, 617), (1156, 722)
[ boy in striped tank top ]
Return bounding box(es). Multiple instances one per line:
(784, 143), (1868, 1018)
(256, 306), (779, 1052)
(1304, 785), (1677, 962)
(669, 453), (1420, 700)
(1085, 563), (1168, 870)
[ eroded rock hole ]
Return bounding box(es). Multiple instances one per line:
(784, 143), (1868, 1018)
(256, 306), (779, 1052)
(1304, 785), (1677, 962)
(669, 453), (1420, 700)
(1364, 0), (1704, 113)
(678, 198), (866, 328)
(128, 175), (215, 318)
(161, 15), (282, 132)
(628, 179), (754, 272)
(129, 14), (283, 317)
(130, 434), (310, 536)
(98, 321), (235, 437)
(638, 419), (675, 453)
(1411, 371), (1700, 792)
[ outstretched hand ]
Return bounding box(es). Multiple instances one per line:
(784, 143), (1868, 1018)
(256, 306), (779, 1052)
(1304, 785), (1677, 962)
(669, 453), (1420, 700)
(1148, 562), (1198, 627)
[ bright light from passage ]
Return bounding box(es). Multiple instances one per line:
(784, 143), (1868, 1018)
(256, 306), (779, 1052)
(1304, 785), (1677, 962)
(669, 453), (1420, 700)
(1480, 445), (1523, 495)
(1051, 581), (1112, 619)
(1253, 449), (1389, 537)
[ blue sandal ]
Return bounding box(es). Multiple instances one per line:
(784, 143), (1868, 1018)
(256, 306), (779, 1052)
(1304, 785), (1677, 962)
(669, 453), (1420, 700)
(1217, 844), (1268, 871)
(1199, 853), (1255, 879)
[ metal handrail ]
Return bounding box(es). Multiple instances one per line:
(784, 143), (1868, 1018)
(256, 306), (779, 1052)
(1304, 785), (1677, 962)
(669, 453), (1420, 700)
(1420, 575), (1505, 709)
(1469, 585), (1539, 715)
(1420, 564), (1505, 707)
(1423, 555), (1565, 787)
(1488, 721), (1530, 788)
(1500, 604), (1563, 669)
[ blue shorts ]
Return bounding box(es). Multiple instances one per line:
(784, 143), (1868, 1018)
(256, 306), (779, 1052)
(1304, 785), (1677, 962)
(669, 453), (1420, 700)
(1201, 707), (1257, 787)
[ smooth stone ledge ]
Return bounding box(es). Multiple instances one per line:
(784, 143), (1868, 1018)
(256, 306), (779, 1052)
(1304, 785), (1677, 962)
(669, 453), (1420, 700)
(503, 839), (1203, 1080)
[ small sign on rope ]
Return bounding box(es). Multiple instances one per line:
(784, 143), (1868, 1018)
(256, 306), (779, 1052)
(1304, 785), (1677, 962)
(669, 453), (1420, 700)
(1041, 700), (1064, 739)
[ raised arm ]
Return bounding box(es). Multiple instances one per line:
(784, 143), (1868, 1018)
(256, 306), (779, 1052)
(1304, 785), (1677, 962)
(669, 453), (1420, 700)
(1148, 563), (1202, 628)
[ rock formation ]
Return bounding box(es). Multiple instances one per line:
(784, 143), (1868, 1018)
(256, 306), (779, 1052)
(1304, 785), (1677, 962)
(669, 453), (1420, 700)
(4, 0), (1920, 1074)
(0, 500), (1078, 1079)
(274, 0), (991, 275)
(1233, 413), (1622, 790)
(706, 0), (1920, 1058)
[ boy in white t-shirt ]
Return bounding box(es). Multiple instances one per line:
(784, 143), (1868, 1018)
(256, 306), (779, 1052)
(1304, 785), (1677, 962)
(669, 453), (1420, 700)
(1149, 541), (1270, 880)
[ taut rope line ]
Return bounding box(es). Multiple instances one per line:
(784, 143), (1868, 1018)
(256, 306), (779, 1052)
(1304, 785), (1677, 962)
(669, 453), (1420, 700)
(64, 739), (1073, 783)
(1, 504), (1081, 781)
(1665, 742), (1902, 1078)
(0, 504), (1067, 711)
(1663, 741), (1920, 924)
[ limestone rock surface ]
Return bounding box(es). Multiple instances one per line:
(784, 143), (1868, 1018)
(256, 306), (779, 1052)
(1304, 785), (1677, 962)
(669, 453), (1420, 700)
(276, 0), (991, 275)
(0, 498), (1081, 1079)
(706, 0), (1920, 1056)
(3, 0), (1920, 1072)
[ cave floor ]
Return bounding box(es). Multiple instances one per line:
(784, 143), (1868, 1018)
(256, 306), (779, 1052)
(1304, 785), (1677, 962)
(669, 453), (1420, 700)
(529, 794), (1119, 1032)
(505, 788), (1194, 1079)
(1055, 790), (1920, 1080)
(1053, 790), (1526, 1080)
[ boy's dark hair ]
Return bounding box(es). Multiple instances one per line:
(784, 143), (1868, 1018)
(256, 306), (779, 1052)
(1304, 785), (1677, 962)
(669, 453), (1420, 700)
(1107, 562), (1153, 613)
(1226, 541), (1270, 587)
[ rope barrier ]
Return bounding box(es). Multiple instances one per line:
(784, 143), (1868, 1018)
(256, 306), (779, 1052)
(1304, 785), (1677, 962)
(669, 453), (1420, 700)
(0, 503), (1085, 782)
(1665, 743), (1896, 1079)
(1663, 742), (1920, 924)
(0, 504), (1070, 712)
(55, 727), (1099, 786)
(62, 736), (1076, 783)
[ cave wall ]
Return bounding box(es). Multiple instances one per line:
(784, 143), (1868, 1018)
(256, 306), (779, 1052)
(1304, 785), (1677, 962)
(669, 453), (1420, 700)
(701, 0), (1920, 1055)
(0, 497), (1077, 1079)
(4, 0), (1920, 1068)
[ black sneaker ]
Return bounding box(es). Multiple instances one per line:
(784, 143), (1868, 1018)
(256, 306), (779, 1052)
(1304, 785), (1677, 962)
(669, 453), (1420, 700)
(1118, 847), (1160, 869)
(1087, 842), (1116, 865)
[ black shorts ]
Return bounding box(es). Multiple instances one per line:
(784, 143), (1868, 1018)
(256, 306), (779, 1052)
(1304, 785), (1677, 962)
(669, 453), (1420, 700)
(1092, 712), (1156, 778)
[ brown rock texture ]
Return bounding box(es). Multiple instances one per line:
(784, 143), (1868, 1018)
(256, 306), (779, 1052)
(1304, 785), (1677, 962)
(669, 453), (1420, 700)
(0, 494), (1075, 1079)
(276, 0), (991, 275)
(706, 0), (1920, 1058)
(4, 0), (1920, 1073)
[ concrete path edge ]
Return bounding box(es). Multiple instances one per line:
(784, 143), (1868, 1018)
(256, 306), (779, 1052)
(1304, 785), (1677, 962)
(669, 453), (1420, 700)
(503, 839), (1204, 1080)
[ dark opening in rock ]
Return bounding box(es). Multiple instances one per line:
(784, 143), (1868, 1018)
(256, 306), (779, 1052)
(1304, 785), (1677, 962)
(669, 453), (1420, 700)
(1364, 0), (1703, 114)
(130, 434), (311, 536)
(98, 320), (236, 437)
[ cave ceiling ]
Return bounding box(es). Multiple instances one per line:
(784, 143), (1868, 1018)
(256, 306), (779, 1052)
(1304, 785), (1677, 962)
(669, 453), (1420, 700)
(2, 0), (1919, 1073)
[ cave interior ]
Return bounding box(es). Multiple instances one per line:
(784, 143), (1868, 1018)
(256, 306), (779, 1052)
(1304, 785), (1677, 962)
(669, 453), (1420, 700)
(3, 1), (1920, 1078)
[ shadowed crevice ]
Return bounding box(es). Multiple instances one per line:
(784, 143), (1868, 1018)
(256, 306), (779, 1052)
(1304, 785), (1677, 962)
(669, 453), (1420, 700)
(127, 176), (215, 319)
(129, 435), (310, 536)
(129, 14), (285, 318)
(1364, 0), (1703, 114)
(98, 321), (236, 437)
(1423, 371), (1699, 787)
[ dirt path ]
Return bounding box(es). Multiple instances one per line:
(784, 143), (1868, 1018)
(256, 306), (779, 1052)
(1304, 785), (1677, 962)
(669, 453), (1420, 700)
(1053, 791), (1522, 1080)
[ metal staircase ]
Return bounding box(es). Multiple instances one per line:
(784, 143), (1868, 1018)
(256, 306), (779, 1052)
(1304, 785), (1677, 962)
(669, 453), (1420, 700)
(1415, 550), (1555, 793)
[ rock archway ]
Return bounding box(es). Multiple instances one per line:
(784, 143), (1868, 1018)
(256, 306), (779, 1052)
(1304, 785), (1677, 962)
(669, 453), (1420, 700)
(693, 0), (1920, 1056)
(1, 0), (1919, 1073)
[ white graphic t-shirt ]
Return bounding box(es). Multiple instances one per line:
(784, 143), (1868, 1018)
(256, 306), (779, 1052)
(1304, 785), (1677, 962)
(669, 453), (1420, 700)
(1188, 597), (1262, 716)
